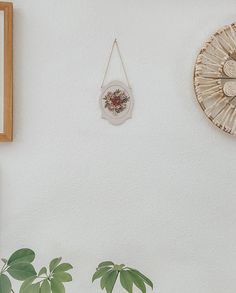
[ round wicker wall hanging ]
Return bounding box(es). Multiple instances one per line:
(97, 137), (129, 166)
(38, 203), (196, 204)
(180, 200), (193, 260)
(194, 23), (236, 135)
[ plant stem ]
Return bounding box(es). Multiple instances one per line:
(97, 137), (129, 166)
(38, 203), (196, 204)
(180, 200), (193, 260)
(0, 263), (8, 274)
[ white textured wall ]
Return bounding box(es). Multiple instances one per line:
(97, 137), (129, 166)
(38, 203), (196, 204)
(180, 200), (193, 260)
(1, 0), (236, 292)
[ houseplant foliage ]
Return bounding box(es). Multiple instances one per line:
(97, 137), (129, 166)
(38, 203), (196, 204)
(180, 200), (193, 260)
(0, 248), (36, 293)
(19, 256), (73, 293)
(92, 261), (153, 293)
(0, 248), (73, 293)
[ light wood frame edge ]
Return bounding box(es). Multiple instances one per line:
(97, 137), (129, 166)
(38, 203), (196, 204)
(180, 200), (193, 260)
(0, 2), (12, 142)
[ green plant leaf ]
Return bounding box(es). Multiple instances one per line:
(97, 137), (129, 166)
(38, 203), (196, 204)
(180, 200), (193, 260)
(1, 259), (7, 264)
(92, 266), (112, 282)
(128, 269), (153, 289)
(49, 258), (62, 272)
(120, 270), (133, 293)
(98, 261), (114, 268)
(8, 249), (35, 265)
(19, 276), (37, 293)
(38, 267), (47, 276)
(0, 274), (11, 293)
(33, 283), (41, 293)
(23, 283), (40, 293)
(100, 270), (115, 290)
(53, 272), (72, 282)
(7, 262), (37, 280)
(40, 280), (51, 293)
(51, 278), (65, 293)
(104, 270), (118, 293)
(54, 263), (73, 273)
(129, 271), (146, 293)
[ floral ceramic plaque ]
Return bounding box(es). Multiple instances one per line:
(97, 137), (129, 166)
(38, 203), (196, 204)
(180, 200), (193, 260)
(100, 40), (134, 125)
(100, 80), (133, 125)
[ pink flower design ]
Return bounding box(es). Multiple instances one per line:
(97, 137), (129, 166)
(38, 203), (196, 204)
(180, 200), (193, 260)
(104, 89), (130, 114)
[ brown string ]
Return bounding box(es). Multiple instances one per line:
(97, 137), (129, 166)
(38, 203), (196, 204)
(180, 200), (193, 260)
(101, 39), (131, 89)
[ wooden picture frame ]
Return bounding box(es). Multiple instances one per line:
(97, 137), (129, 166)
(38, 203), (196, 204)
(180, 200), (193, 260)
(0, 2), (12, 141)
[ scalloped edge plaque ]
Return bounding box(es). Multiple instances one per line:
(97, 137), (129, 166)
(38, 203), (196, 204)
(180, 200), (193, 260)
(100, 80), (134, 125)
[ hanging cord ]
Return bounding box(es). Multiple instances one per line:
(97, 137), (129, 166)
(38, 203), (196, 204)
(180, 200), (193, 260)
(101, 39), (131, 89)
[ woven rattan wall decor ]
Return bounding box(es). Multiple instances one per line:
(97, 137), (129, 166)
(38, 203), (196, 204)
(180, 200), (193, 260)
(194, 23), (236, 135)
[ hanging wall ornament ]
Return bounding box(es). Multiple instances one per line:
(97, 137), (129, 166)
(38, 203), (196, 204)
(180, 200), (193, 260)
(100, 39), (134, 125)
(194, 23), (236, 135)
